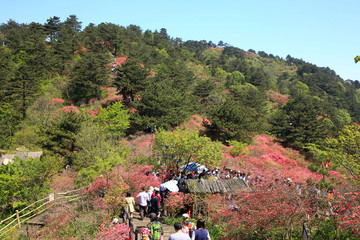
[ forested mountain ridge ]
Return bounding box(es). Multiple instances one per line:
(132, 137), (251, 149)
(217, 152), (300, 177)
(0, 15), (359, 151)
(2, 15), (360, 239)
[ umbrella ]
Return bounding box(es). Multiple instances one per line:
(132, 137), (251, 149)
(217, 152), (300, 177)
(197, 165), (208, 173)
(162, 180), (179, 192)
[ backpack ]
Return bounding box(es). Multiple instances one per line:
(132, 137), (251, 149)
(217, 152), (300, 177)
(150, 221), (162, 240)
(188, 222), (194, 238)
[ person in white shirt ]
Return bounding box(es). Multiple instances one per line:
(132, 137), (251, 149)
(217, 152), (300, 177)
(168, 222), (190, 240)
(137, 187), (150, 220)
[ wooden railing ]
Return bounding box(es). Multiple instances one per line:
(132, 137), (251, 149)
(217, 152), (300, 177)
(0, 188), (85, 237)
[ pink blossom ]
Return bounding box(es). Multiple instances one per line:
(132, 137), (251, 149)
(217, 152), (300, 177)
(50, 98), (65, 105)
(61, 106), (80, 114)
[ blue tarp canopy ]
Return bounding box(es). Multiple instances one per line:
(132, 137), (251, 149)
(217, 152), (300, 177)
(180, 162), (208, 173)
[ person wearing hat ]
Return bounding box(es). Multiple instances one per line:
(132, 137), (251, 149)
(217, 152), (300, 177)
(182, 213), (196, 235)
(147, 186), (154, 206)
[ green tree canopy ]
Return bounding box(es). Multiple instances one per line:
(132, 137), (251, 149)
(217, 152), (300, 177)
(114, 59), (150, 101)
(0, 155), (61, 207)
(132, 81), (193, 130)
(225, 70), (245, 89)
(206, 98), (262, 143)
(74, 120), (128, 169)
(270, 95), (330, 148)
(153, 128), (223, 171)
(96, 101), (130, 136)
(68, 51), (111, 103)
(326, 125), (360, 185)
(355, 56), (360, 63)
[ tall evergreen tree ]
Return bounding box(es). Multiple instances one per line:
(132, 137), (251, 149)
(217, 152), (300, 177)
(270, 95), (330, 148)
(68, 52), (111, 103)
(114, 59), (150, 101)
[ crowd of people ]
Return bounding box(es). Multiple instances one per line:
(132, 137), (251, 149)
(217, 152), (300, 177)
(112, 165), (338, 239)
(137, 213), (211, 240)
(114, 167), (225, 240)
(162, 167), (253, 187)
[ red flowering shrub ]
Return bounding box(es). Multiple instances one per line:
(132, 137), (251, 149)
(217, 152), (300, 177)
(61, 106), (81, 114)
(88, 98), (96, 105)
(87, 176), (115, 197)
(130, 107), (137, 114)
(115, 56), (127, 66)
(210, 183), (311, 239)
(100, 87), (122, 105)
(35, 205), (78, 239)
(180, 115), (207, 131)
(114, 165), (161, 194)
(165, 192), (193, 216)
(50, 98), (65, 105)
(267, 89), (288, 108)
(96, 223), (131, 240)
(84, 106), (101, 116)
(220, 134), (322, 183)
(51, 170), (77, 193)
(332, 191), (360, 237)
(202, 193), (225, 217)
(262, 152), (298, 167)
(128, 134), (154, 159)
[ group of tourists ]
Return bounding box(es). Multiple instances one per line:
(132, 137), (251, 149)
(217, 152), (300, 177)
(164, 167), (252, 185)
(116, 167), (215, 240)
(139, 213), (211, 240)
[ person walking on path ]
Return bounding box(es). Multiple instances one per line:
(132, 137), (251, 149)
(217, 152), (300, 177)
(169, 222), (191, 240)
(137, 187), (150, 220)
(124, 192), (136, 218)
(146, 213), (164, 240)
(182, 213), (196, 231)
(147, 186), (154, 200)
(193, 219), (211, 240)
(182, 219), (195, 240)
(148, 191), (161, 217)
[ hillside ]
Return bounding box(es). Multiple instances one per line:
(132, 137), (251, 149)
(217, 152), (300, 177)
(1, 15), (360, 239)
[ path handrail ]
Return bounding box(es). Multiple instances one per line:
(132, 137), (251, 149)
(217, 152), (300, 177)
(0, 188), (86, 237)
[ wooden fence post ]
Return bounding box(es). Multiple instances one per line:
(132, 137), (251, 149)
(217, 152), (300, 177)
(16, 210), (21, 228)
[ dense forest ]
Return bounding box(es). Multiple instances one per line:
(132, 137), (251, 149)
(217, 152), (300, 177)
(1, 15), (360, 239)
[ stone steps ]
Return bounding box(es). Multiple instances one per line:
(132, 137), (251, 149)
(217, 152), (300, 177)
(131, 211), (173, 239)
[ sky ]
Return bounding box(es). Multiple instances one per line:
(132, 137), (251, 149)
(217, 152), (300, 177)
(1, 0), (359, 80)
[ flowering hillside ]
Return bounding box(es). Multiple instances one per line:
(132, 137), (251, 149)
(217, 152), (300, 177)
(223, 134), (323, 182)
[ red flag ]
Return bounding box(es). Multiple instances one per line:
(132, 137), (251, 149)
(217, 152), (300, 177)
(326, 156), (330, 168)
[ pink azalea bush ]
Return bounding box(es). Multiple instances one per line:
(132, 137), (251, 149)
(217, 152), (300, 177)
(209, 181), (311, 239)
(333, 191), (360, 237)
(114, 165), (161, 194)
(220, 134), (322, 183)
(267, 89), (288, 108)
(96, 223), (131, 240)
(165, 192), (193, 216)
(50, 170), (77, 193)
(127, 134), (154, 159)
(61, 106), (81, 114)
(50, 98), (65, 105)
